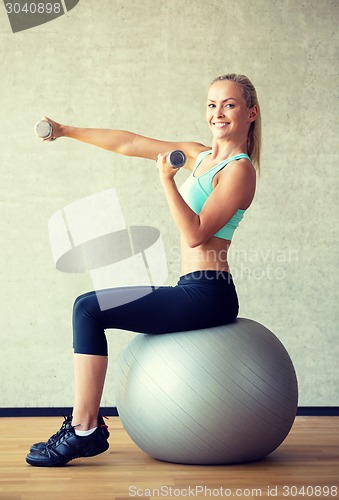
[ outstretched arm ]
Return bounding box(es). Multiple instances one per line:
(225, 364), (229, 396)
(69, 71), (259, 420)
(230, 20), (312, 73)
(41, 116), (208, 170)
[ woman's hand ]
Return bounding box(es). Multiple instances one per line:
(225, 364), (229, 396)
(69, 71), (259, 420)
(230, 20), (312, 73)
(156, 152), (180, 183)
(40, 116), (64, 141)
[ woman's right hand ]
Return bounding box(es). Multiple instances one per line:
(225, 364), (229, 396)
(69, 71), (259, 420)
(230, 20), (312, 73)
(40, 116), (64, 141)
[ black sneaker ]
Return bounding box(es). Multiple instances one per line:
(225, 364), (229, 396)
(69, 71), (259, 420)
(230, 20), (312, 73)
(29, 415), (109, 453)
(26, 417), (109, 467)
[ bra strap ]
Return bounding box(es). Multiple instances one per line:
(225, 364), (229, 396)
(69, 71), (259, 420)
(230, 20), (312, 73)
(192, 150), (212, 174)
(228, 153), (251, 162)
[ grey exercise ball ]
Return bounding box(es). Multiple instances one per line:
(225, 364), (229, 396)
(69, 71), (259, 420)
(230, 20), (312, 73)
(115, 318), (298, 465)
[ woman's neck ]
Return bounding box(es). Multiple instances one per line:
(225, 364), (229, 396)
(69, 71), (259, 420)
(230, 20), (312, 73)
(210, 138), (248, 161)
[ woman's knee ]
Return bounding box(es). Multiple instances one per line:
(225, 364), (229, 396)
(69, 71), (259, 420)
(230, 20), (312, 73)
(73, 290), (97, 309)
(73, 292), (100, 325)
(72, 293), (108, 355)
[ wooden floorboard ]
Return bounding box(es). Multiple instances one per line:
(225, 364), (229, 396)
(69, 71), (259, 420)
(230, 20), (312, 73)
(0, 417), (338, 499)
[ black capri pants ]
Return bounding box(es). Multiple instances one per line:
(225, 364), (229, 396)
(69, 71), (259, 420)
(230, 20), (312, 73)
(72, 270), (239, 356)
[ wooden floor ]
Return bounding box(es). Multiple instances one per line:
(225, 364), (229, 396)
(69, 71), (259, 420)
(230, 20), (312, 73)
(0, 417), (338, 500)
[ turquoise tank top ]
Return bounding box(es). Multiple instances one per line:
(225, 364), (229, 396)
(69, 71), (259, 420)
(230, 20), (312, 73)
(179, 151), (251, 240)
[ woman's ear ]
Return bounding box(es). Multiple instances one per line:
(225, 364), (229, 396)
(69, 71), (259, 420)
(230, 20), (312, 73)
(249, 105), (258, 122)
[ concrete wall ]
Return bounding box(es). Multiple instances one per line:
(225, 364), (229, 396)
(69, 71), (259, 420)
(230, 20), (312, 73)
(0, 0), (338, 408)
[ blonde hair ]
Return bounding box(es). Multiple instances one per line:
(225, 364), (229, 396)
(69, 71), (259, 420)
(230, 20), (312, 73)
(211, 74), (262, 172)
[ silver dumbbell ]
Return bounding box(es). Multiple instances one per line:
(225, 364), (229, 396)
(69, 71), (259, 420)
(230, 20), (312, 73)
(34, 120), (53, 139)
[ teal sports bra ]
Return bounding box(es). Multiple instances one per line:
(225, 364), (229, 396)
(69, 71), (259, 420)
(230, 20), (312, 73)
(179, 150), (251, 241)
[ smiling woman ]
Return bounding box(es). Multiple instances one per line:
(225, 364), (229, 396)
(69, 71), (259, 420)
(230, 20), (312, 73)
(26, 73), (262, 468)
(208, 74), (261, 171)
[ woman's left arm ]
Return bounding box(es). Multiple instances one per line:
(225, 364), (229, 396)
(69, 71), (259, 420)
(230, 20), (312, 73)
(157, 155), (256, 248)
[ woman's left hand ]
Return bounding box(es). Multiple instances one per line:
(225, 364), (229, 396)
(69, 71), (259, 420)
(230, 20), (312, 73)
(156, 153), (179, 182)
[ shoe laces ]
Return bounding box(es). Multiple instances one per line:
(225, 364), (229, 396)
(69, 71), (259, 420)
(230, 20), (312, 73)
(46, 415), (72, 446)
(45, 415), (74, 448)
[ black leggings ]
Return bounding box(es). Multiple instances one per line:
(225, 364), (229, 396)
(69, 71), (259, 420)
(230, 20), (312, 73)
(72, 270), (239, 356)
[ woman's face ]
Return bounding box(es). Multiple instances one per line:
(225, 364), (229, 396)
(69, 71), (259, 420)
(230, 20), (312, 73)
(206, 80), (256, 141)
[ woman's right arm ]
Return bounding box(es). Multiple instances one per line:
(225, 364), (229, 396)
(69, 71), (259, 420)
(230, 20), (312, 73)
(63, 125), (141, 156)
(42, 116), (208, 169)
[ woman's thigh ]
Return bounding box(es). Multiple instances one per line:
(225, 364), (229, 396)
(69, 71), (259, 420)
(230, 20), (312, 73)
(73, 272), (239, 355)
(74, 286), (210, 334)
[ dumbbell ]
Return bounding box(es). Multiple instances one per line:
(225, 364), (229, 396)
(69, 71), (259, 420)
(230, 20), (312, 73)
(166, 150), (186, 168)
(34, 120), (53, 139)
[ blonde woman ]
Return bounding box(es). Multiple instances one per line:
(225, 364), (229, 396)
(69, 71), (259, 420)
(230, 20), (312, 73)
(26, 73), (261, 467)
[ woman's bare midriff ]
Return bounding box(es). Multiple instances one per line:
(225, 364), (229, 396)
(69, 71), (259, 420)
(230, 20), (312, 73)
(180, 235), (231, 275)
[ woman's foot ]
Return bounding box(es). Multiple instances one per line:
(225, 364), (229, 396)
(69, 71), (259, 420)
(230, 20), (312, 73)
(26, 416), (109, 467)
(29, 415), (109, 452)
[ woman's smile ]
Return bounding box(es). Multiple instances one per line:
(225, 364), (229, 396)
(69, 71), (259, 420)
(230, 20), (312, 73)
(212, 121), (230, 128)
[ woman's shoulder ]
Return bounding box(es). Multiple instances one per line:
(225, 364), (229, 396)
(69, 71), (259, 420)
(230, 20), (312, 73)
(182, 143), (211, 171)
(223, 154), (255, 173)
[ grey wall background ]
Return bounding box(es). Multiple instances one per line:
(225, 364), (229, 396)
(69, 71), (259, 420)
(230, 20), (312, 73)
(0, 0), (338, 409)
